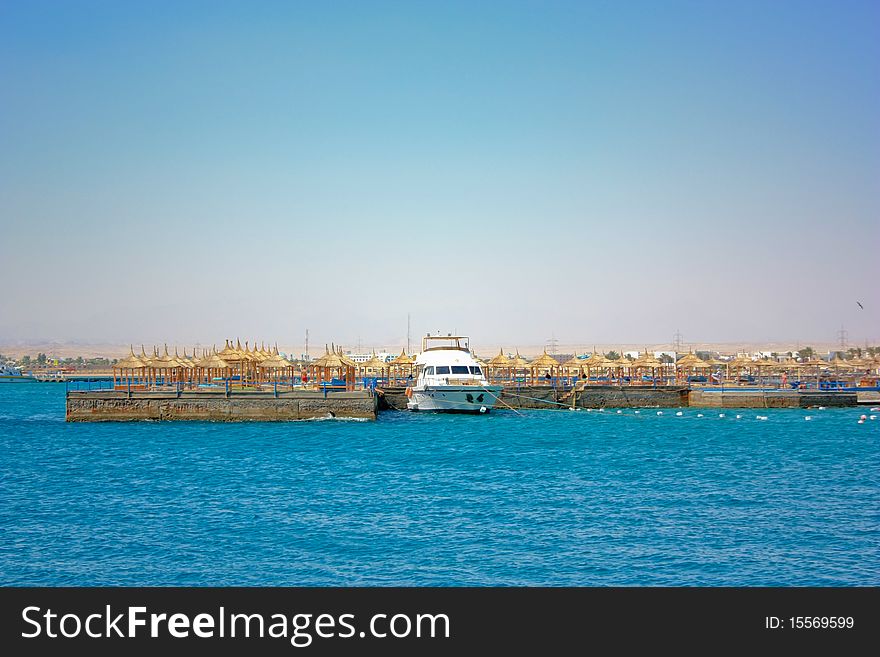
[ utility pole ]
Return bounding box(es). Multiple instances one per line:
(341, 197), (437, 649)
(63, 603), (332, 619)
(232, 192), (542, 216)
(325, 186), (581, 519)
(547, 334), (559, 355)
(673, 329), (683, 353)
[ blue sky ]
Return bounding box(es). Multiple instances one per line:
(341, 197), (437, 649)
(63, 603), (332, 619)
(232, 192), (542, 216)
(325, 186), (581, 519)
(1, 0), (878, 350)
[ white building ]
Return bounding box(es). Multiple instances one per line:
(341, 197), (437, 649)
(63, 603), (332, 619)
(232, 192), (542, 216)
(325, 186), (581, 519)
(344, 352), (396, 363)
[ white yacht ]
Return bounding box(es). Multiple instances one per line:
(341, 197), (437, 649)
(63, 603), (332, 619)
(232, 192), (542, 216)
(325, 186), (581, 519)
(0, 362), (37, 382)
(407, 335), (502, 413)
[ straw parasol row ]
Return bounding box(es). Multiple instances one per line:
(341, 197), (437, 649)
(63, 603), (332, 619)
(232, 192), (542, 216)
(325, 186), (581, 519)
(113, 339), (879, 391)
(112, 340), (296, 388)
(478, 346), (880, 387)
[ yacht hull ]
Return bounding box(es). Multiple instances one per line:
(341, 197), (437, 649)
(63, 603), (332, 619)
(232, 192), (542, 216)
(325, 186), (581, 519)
(407, 386), (502, 413)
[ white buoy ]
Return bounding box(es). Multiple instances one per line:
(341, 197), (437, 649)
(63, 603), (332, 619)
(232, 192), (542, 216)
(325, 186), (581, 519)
(479, 406), (487, 414)
(805, 416), (812, 421)
(657, 411), (663, 416)
(858, 419), (864, 424)
(735, 414), (742, 419)
(675, 411), (683, 416)
(818, 406), (826, 410)
(756, 415), (768, 420)
(870, 416), (877, 420)
(634, 410), (640, 414)
(697, 413), (704, 418)
(616, 410), (622, 414)
(871, 407), (880, 412)
(719, 413), (725, 418)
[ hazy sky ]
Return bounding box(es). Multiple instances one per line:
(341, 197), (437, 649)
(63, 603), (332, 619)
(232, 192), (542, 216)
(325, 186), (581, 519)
(1, 0), (878, 350)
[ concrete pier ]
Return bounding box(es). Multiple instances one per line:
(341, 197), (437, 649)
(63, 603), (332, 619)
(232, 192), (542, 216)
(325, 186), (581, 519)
(68, 385), (858, 421)
(66, 389), (378, 421)
(688, 389), (858, 408)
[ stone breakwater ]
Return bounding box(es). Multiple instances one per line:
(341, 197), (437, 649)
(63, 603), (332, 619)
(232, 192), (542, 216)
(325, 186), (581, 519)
(378, 385), (687, 410)
(66, 390), (378, 421)
(687, 389), (857, 408)
(377, 386), (857, 410)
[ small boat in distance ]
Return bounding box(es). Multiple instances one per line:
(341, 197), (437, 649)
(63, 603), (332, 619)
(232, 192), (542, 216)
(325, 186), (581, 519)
(0, 362), (37, 382)
(407, 334), (502, 413)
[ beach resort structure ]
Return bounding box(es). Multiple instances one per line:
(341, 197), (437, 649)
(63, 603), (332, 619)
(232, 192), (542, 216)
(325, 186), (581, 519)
(63, 338), (880, 421)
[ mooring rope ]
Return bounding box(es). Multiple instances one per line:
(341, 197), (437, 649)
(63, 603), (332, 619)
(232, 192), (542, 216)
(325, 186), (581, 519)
(479, 388), (525, 416)
(487, 387), (578, 409)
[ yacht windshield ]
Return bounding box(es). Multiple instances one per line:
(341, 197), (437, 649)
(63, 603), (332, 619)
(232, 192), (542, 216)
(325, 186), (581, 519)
(469, 366), (483, 376)
(451, 366), (470, 374)
(424, 366), (434, 375)
(435, 366), (450, 374)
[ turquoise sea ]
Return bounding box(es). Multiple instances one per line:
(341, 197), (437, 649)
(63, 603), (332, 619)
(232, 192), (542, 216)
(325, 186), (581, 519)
(1, 385), (877, 586)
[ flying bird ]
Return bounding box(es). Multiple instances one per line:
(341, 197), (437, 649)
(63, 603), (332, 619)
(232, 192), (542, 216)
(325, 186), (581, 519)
(857, 301), (864, 309)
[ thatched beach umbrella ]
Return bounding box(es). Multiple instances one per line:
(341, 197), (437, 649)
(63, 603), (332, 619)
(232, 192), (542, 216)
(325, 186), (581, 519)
(219, 339), (240, 361)
(487, 349), (512, 382)
(848, 356), (875, 379)
(389, 348), (416, 383)
(726, 355), (754, 369)
(773, 356), (802, 386)
(725, 354), (754, 381)
(259, 352), (293, 384)
(172, 348), (195, 386)
(800, 357), (832, 387)
(310, 344), (357, 390)
(675, 351), (709, 383)
(146, 345), (180, 386)
(113, 345), (147, 388)
(828, 353), (856, 387)
(529, 349), (560, 384)
(563, 354), (586, 379)
(676, 351), (708, 368)
(217, 339), (247, 384)
(632, 349), (664, 384)
(579, 349), (607, 384)
(239, 340), (265, 384)
(360, 351), (390, 381)
(196, 348), (231, 385)
(509, 351), (529, 382)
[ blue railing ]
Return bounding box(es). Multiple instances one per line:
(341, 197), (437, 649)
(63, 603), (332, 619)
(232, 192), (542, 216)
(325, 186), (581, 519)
(65, 379), (115, 392)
